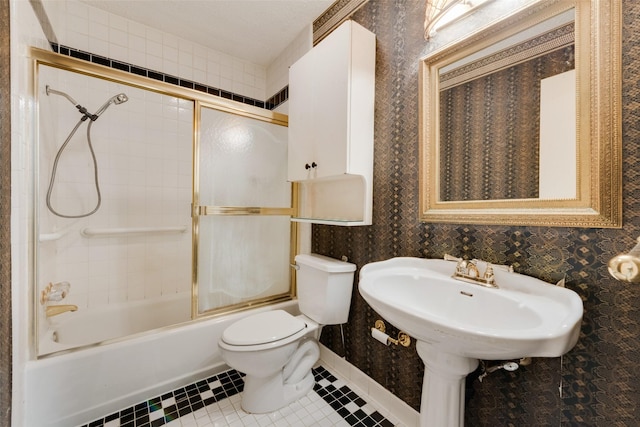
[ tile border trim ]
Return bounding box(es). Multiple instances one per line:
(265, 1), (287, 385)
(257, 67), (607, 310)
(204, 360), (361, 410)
(49, 43), (289, 111)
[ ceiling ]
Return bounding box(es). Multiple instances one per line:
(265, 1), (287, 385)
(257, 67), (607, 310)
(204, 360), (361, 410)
(80, 0), (334, 66)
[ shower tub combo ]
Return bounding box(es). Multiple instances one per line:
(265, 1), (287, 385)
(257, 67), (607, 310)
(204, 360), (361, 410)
(28, 50), (295, 427)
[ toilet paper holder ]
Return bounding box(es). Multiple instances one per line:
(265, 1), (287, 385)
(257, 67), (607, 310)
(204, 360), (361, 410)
(373, 320), (411, 347)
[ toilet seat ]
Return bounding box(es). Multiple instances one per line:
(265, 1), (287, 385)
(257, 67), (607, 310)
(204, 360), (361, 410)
(221, 310), (306, 347)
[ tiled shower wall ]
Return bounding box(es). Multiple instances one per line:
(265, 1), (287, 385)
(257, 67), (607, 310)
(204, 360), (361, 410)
(313, 0), (640, 425)
(41, 0), (291, 103)
(37, 65), (193, 312)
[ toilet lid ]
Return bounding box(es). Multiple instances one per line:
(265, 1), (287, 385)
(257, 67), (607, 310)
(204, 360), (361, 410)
(222, 310), (306, 346)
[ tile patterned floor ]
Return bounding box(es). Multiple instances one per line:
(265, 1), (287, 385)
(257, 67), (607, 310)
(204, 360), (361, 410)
(80, 365), (397, 427)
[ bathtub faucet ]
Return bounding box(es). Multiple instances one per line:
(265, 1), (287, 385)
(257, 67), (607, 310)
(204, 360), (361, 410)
(46, 304), (78, 317)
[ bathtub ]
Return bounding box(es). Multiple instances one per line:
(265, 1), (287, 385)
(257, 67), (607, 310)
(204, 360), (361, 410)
(38, 292), (192, 355)
(24, 298), (299, 427)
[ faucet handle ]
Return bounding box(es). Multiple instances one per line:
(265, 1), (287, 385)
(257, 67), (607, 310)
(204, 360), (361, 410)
(47, 289), (66, 302)
(487, 263), (514, 273)
(40, 281), (71, 304)
(52, 281), (70, 292)
(483, 265), (495, 282)
(455, 259), (468, 274)
(444, 254), (462, 262)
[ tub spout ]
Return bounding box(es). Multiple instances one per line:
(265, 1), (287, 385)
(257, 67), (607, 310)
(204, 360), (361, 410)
(46, 304), (78, 317)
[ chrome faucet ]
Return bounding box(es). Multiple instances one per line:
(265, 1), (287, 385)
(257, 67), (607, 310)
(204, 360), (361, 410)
(46, 304), (78, 317)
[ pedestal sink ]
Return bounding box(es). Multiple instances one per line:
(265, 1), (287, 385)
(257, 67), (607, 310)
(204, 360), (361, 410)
(358, 257), (583, 427)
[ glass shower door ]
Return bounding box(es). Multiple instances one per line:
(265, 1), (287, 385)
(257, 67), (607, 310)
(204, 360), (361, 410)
(195, 104), (294, 315)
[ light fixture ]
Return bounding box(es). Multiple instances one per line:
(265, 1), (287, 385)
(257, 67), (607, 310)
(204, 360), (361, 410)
(424, 0), (463, 40)
(424, 0), (491, 40)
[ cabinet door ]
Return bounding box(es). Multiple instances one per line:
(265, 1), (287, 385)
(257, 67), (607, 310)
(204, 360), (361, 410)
(311, 25), (350, 179)
(288, 23), (351, 181)
(288, 49), (317, 181)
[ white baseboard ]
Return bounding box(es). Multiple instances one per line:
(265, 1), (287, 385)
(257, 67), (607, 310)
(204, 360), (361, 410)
(318, 343), (420, 427)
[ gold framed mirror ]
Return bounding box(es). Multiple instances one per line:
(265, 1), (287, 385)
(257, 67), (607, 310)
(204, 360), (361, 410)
(419, 0), (621, 227)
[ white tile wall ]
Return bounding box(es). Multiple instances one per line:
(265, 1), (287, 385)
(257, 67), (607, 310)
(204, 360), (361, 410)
(266, 25), (313, 102)
(41, 0), (271, 101)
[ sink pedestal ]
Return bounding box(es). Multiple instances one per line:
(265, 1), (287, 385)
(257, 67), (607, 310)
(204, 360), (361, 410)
(416, 341), (478, 427)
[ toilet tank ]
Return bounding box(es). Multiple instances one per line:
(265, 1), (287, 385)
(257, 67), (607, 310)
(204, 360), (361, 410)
(295, 254), (356, 325)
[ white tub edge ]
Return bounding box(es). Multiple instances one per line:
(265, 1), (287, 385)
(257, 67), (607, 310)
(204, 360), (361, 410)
(24, 300), (298, 427)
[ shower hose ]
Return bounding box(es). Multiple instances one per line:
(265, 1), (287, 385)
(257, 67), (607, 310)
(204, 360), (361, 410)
(45, 86), (127, 218)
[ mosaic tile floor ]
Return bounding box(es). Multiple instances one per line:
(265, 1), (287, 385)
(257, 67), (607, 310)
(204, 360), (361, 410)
(80, 365), (397, 427)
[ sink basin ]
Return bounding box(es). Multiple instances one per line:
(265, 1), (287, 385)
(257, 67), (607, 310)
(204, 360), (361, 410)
(359, 257), (583, 360)
(358, 257), (583, 427)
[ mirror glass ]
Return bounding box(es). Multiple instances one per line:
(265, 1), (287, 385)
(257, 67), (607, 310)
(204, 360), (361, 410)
(438, 9), (575, 201)
(419, 0), (621, 227)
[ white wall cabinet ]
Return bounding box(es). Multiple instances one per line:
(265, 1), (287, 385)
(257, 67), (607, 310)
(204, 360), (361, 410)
(288, 20), (375, 225)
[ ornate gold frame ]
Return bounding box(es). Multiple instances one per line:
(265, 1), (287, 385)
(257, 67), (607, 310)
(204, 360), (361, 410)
(419, 0), (622, 228)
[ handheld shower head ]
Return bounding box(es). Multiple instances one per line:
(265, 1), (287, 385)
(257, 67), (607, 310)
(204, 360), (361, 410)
(94, 93), (129, 118)
(113, 93), (128, 105)
(45, 90), (129, 218)
(44, 85), (128, 121)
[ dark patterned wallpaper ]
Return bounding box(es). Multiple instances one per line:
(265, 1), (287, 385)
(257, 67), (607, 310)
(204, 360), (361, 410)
(313, 1), (640, 425)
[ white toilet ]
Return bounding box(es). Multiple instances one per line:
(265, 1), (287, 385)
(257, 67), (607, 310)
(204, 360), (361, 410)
(218, 253), (356, 414)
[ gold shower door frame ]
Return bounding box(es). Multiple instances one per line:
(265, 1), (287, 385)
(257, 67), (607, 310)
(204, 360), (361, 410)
(192, 100), (298, 318)
(31, 48), (298, 353)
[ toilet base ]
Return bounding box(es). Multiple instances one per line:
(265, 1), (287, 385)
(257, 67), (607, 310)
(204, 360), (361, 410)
(239, 338), (320, 414)
(241, 369), (315, 414)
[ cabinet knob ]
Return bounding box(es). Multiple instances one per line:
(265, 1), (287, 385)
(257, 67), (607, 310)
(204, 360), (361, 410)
(311, 162), (317, 168)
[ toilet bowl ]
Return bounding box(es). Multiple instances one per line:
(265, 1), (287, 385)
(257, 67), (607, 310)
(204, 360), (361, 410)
(219, 310), (320, 413)
(218, 253), (356, 414)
